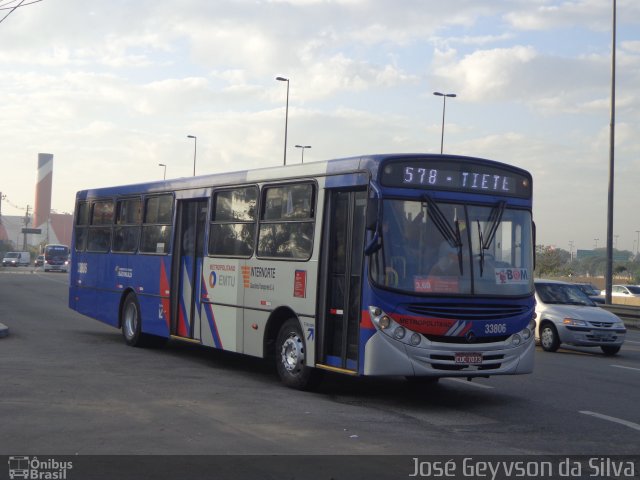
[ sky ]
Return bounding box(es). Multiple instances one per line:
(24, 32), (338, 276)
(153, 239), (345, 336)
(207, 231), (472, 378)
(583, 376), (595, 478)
(0, 0), (638, 254)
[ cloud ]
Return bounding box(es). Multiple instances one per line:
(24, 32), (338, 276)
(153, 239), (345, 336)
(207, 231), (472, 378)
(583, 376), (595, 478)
(431, 46), (538, 102)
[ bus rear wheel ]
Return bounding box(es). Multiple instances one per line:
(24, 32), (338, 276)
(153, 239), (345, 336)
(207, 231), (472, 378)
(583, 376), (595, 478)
(122, 293), (143, 347)
(276, 319), (318, 390)
(121, 293), (166, 348)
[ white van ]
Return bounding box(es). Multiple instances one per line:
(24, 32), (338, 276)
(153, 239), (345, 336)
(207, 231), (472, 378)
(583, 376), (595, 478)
(2, 251), (31, 267)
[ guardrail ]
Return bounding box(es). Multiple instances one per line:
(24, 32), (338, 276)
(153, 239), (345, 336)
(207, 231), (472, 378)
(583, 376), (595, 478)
(600, 304), (640, 329)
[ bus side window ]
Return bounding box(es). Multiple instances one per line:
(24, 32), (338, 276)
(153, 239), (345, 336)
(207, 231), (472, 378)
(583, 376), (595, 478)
(140, 194), (173, 254)
(74, 201), (90, 252)
(208, 186), (257, 257)
(257, 183), (315, 259)
(86, 200), (114, 253)
(113, 197), (142, 253)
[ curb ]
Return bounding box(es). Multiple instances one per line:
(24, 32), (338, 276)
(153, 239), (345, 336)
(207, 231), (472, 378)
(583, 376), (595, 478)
(0, 322), (8, 338)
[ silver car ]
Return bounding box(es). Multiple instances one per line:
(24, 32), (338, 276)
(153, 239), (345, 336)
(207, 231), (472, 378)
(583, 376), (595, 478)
(534, 279), (626, 356)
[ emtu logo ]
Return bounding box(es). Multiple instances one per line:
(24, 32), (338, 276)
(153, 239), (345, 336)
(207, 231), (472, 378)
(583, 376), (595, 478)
(241, 266), (251, 288)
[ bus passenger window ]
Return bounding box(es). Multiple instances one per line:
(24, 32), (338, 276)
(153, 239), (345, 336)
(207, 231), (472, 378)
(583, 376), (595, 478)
(257, 183), (314, 260)
(86, 200), (114, 253)
(209, 187), (257, 257)
(113, 198), (141, 253)
(74, 201), (90, 252)
(140, 194), (173, 254)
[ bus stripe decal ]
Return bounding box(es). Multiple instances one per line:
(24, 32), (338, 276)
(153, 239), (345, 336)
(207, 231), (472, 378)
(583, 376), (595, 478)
(178, 260), (191, 337)
(159, 260), (171, 329)
(201, 272), (223, 349)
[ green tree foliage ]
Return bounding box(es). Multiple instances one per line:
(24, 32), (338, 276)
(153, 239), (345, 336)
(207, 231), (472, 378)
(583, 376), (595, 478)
(535, 245), (640, 281)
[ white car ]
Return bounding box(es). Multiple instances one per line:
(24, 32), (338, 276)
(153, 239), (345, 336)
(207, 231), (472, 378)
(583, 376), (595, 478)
(535, 279), (626, 356)
(600, 284), (640, 298)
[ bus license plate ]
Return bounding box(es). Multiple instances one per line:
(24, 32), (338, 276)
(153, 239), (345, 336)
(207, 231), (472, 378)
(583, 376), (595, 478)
(455, 352), (483, 365)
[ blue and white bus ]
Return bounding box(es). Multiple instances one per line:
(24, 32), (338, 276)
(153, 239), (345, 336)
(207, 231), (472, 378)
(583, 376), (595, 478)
(69, 154), (535, 389)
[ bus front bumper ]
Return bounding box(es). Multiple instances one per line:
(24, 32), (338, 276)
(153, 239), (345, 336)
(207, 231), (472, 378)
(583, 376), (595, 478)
(363, 330), (535, 378)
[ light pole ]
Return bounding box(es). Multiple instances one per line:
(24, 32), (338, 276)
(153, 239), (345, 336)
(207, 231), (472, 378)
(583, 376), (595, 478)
(594, 238), (599, 249)
(433, 91), (456, 154)
(158, 163), (166, 180)
(187, 135), (197, 176)
(295, 145), (311, 163)
(636, 230), (640, 256)
(276, 76), (289, 166)
(605, 0), (616, 304)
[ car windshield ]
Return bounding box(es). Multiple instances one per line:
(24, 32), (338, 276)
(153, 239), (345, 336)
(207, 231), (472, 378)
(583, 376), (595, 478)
(536, 283), (596, 306)
(370, 198), (534, 296)
(6, 253), (18, 258)
(576, 284), (598, 296)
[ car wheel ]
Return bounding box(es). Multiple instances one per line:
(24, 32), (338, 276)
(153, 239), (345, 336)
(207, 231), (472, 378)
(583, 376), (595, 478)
(601, 345), (621, 356)
(275, 319), (320, 390)
(539, 322), (560, 352)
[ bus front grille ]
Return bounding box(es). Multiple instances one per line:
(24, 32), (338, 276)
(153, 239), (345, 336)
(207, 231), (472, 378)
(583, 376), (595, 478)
(405, 303), (529, 321)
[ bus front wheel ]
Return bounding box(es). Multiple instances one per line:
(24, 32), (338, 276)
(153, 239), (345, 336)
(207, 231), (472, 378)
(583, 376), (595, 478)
(276, 319), (318, 390)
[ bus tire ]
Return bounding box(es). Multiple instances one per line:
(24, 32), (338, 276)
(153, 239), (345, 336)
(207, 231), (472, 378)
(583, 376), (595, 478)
(122, 293), (144, 347)
(276, 318), (317, 390)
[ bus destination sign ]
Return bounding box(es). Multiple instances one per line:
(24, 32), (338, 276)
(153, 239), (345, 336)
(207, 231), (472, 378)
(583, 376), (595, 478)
(381, 159), (531, 197)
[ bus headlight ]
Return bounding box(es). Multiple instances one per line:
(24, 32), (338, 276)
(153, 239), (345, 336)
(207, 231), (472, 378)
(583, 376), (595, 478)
(369, 306), (423, 347)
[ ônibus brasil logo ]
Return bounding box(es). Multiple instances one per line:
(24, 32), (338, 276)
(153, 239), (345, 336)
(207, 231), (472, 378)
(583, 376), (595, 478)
(8, 456), (73, 479)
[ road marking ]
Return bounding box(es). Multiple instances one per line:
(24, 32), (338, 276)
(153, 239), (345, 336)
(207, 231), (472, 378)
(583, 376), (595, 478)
(445, 378), (494, 389)
(624, 339), (640, 344)
(579, 411), (640, 432)
(611, 364), (640, 373)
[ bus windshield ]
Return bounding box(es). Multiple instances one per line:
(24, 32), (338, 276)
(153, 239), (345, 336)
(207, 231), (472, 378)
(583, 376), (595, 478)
(45, 244), (70, 260)
(370, 198), (533, 296)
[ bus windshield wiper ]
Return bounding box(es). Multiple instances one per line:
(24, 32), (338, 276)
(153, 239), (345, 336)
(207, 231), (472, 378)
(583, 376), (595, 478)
(477, 201), (506, 276)
(423, 194), (463, 275)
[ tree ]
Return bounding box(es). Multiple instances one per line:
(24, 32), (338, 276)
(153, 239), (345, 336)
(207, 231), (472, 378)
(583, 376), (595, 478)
(535, 245), (570, 276)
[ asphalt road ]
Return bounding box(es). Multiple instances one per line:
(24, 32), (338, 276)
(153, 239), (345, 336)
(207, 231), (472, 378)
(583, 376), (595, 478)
(1, 268), (639, 459)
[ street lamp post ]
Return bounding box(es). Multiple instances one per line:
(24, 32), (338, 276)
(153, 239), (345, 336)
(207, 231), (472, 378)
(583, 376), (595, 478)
(295, 145), (311, 163)
(187, 135), (197, 176)
(636, 230), (640, 256)
(605, 0), (616, 304)
(158, 163), (166, 180)
(276, 76), (289, 166)
(433, 92), (456, 154)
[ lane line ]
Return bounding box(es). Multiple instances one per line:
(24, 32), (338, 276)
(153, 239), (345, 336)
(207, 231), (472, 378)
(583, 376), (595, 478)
(611, 364), (640, 372)
(579, 411), (640, 432)
(444, 378), (494, 389)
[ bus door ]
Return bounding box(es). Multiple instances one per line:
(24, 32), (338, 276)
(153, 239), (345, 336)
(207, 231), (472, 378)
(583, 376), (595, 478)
(319, 190), (367, 372)
(171, 199), (208, 341)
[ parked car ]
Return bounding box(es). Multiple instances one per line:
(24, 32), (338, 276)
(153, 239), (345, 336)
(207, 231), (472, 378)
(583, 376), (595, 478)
(34, 254), (45, 267)
(534, 279), (626, 356)
(600, 284), (640, 298)
(2, 251), (31, 267)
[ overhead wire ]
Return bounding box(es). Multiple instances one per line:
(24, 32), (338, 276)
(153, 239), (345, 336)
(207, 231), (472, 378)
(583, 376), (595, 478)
(0, 0), (45, 25)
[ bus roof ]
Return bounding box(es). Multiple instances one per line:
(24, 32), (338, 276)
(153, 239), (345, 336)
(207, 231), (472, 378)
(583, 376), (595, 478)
(75, 153), (531, 200)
